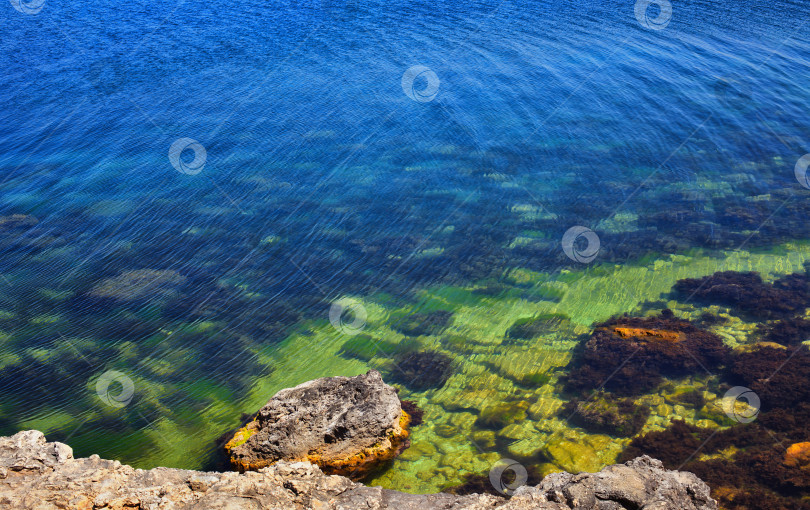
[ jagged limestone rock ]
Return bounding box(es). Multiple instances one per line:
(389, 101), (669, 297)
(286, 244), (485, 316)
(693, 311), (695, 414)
(0, 430), (717, 509)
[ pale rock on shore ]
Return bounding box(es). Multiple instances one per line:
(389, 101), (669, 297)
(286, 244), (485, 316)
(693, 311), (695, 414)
(0, 429), (716, 509)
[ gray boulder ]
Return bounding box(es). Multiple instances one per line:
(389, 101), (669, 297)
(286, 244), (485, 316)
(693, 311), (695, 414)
(224, 370), (411, 479)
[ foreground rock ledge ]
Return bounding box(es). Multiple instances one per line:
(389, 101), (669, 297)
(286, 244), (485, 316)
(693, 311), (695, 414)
(0, 430), (716, 509)
(224, 370), (410, 479)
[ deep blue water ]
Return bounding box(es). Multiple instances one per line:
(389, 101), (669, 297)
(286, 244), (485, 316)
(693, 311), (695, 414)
(2, 0), (810, 478)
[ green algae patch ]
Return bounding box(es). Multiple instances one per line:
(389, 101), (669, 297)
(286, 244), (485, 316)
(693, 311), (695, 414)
(505, 313), (571, 340)
(474, 401), (529, 430)
(224, 422), (257, 450)
(338, 334), (420, 362)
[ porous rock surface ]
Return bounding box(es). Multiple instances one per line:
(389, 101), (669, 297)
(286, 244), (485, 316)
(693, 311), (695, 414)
(0, 430), (717, 509)
(224, 370), (410, 478)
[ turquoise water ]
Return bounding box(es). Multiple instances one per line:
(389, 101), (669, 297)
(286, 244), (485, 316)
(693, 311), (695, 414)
(2, 0), (810, 499)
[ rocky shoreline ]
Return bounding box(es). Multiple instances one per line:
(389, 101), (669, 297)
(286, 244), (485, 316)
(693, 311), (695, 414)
(0, 371), (717, 509)
(0, 430), (716, 509)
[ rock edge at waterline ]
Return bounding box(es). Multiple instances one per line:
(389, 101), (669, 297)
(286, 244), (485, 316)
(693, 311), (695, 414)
(0, 429), (716, 509)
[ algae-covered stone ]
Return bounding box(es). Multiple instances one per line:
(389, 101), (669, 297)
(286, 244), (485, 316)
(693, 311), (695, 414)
(87, 269), (187, 302)
(434, 424), (456, 438)
(516, 371), (552, 387)
(390, 310), (454, 336)
(390, 350), (454, 391)
(432, 368), (514, 412)
(528, 395), (562, 420)
(338, 334), (419, 362)
(474, 401), (529, 430)
(507, 437), (545, 459)
(498, 420), (536, 441)
(505, 313), (571, 340)
(544, 439), (603, 473)
(398, 440), (437, 462)
(563, 395), (651, 437)
(471, 430), (496, 449)
(448, 411), (476, 429)
(439, 334), (480, 353)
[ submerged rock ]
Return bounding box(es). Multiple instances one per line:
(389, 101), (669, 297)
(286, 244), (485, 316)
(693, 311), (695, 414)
(87, 269), (187, 302)
(784, 442), (810, 469)
(391, 310), (454, 336)
(390, 351), (454, 391)
(562, 394), (651, 437)
(0, 430), (717, 509)
(475, 401), (529, 431)
(224, 370), (410, 479)
(505, 313), (571, 342)
(565, 312), (729, 396)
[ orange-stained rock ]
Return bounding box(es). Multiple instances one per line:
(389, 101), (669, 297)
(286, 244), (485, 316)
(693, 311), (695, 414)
(612, 327), (683, 342)
(784, 442), (810, 468)
(225, 370), (411, 480)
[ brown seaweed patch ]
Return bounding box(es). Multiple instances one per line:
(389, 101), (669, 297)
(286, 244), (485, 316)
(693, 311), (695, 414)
(561, 394), (650, 437)
(442, 464), (544, 497)
(398, 399), (424, 427)
(564, 312), (729, 396)
(756, 317), (810, 347)
(389, 351), (454, 391)
(673, 270), (810, 319)
(391, 310), (454, 337)
(729, 345), (810, 412)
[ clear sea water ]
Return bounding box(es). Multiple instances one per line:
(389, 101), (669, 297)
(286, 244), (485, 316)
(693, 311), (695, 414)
(2, 0), (810, 496)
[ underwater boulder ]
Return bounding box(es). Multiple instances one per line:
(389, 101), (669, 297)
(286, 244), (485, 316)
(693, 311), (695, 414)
(505, 313), (570, 341)
(86, 269), (187, 303)
(784, 442), (810, 469)
(474, 401), (529, 431)
(390, 310), (454, 337)
(338, 335), (420, 362)
(565, 312), (729, 396)
(562, 394), (651, 437)
(390, 350), (454, 391)
(224, 370), (410, 480)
